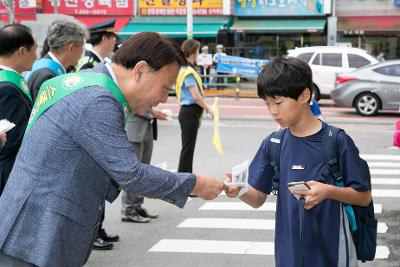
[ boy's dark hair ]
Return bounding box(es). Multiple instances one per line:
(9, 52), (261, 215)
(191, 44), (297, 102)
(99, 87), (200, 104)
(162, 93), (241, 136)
(181, 39), (200, 58)
(257, 56), (313, 102)
(0, 24), (35, 57)
(89, 32), (116, 46)
(113, 32), (187, 70)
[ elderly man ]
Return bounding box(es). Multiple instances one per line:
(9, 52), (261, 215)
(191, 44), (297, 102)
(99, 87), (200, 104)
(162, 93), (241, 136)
(27, 20), (86, 102)
(213, 44), (227, 90)
(0, 32), (225, 266)
(75, 18), (119, 251)
(0, 24), (36, 196)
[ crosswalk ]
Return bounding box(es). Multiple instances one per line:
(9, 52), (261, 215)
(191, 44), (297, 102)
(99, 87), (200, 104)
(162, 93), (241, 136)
(149, 154), (400, 264)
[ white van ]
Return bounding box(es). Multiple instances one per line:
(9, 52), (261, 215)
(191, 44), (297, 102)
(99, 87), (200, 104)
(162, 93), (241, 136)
(287, 46), (378, 100)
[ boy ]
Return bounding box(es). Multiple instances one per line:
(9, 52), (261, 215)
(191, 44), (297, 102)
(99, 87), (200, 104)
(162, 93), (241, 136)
(225, 57), (372, 267)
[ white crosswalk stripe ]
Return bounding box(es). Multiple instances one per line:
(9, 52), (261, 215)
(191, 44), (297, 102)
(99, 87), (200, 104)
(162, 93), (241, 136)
(372, 178), (400, 185)
(149, 239), (390, 259)
(370, 169), (400, 175)
(177, 218), (389, 234)
(361, 154), (400, 161)
(199, 202), (383, 214)
(368, 162), (400, 168)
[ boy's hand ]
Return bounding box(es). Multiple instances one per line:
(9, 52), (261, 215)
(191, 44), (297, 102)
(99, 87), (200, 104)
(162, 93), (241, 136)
(293, 180), (330, 210)
(224, 172), (241, 198)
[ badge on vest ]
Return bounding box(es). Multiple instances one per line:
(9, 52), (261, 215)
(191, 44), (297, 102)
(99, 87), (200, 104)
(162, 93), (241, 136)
(291, 165), (305, 170)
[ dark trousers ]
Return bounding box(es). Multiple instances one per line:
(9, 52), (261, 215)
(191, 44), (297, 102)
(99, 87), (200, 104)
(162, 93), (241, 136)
(200, 66), (210, 87)
(178, 104), (203, 173)
(216, 72), (224, 90)
(0, 156), (16, 196)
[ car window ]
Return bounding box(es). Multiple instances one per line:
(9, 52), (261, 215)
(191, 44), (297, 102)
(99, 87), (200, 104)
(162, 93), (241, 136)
(297, 52), (314, 63)
(348, 54), (371, 68)
(373, 64), (400, 76)
(321, 53), (342, 67)
(312, 53), (320, 65)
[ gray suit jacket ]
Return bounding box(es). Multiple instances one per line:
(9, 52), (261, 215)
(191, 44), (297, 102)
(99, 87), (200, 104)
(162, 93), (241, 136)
(125, 115), (153, 143)
(0, 63), (196, 267)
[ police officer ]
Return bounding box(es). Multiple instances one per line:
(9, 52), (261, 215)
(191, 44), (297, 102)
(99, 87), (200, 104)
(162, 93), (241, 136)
(0, 24), (36, 195)
(27, 20), (86, 102)
(77, 19), (117, 70)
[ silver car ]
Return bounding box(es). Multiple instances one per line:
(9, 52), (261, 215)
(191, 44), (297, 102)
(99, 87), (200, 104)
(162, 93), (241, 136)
(331, 60), (400, 116)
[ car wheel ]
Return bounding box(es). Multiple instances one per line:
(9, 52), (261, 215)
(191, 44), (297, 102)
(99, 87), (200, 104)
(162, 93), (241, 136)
(355, 93), (380, 116)
(312, 84), (320, 101)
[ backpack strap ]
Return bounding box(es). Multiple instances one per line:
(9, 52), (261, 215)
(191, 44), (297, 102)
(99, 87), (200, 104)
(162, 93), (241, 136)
(266, 129), (286, 195)
(321, 125), (357, 232)
(320, 125), (342, 184)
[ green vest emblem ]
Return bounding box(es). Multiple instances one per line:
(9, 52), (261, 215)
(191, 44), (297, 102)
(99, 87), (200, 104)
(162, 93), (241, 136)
(26, 72), (131, 134)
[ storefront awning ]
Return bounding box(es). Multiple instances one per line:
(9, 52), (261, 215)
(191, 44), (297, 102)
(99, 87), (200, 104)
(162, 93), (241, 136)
(231, 19), (326, 33)
(338, 16), (400, 33)
(118, 16), (231, 38)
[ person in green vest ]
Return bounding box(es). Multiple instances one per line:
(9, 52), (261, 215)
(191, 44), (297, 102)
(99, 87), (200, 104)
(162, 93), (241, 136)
(77, 19), (117, 71)
(26, 20), (86, 102)
(75, 19), (120, 251)
(0, 24), (36, 195)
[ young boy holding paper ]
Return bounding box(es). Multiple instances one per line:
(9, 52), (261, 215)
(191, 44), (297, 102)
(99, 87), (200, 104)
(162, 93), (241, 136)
(225, 57), (372, 267)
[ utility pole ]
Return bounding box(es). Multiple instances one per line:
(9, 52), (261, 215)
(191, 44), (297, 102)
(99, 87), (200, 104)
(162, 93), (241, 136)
(1, 0), (15, 23)
(327, 0), (337, 46)
(53, 0), (58, 14)
(186, 0), (193, 40)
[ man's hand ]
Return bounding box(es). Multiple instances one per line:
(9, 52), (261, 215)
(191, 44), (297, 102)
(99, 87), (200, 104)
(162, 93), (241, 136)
(224, 172), (241, 198)
(191, 175), (224, 200)
(0, 132), (6, 147)
(293, 180), (330, 210)
(151, 106), (168, 121)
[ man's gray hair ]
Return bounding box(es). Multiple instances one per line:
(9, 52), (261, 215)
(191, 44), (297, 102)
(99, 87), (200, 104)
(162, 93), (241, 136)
(46, 20), (86, 53)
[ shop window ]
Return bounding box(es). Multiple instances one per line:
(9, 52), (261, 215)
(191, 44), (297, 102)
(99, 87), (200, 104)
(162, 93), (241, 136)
(374, 64), (400, 77)
(348, 54), (371, 68)
(321, 53), (342, 67)
(312, 53), (320, 65)
(297, 52), (314, 63)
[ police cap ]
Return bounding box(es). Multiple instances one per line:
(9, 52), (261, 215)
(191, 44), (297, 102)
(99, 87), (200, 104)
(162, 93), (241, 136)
(88, 18), (116, 35)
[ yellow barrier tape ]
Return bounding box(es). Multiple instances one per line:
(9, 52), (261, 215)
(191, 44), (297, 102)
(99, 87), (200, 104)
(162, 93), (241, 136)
(212, 97), (224, 155)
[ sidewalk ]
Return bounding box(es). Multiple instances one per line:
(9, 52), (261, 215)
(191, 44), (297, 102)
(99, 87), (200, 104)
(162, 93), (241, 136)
(161, 97), (399, 126)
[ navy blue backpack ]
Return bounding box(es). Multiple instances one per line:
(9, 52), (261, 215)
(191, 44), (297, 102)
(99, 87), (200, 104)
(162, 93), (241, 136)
(267, 125), (377, 266)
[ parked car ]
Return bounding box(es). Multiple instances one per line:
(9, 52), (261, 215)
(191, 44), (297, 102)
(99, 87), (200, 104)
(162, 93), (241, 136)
(331, 60), (400, 116)
(288, 46), (378, 100)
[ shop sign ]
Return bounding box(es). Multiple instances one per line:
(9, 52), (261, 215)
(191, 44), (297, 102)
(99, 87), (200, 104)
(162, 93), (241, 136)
(0, 0), (36, 17)
(42, 0), (133, 16)
(216, 55), (269, 76)
(139, 0), (224, 16)
(235, 0), (326, 16)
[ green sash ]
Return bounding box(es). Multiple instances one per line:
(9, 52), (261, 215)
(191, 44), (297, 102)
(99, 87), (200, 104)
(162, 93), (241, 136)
(0, 70), (32, 101)
(25, 72), (131, 134)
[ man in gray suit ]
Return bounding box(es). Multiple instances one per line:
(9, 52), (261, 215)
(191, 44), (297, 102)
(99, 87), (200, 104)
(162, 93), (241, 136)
(0, 32), (224, 266)
(121, 110), (164, 223)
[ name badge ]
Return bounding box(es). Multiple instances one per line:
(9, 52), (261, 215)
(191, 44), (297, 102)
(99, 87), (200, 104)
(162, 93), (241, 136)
(292, 165), (305, 170)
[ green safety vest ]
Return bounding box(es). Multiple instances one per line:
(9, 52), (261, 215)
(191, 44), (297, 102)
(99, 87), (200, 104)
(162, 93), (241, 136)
(25, 72), (131, 134)
(76, 56), (98, 71)
(0, 70), (32, 102)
